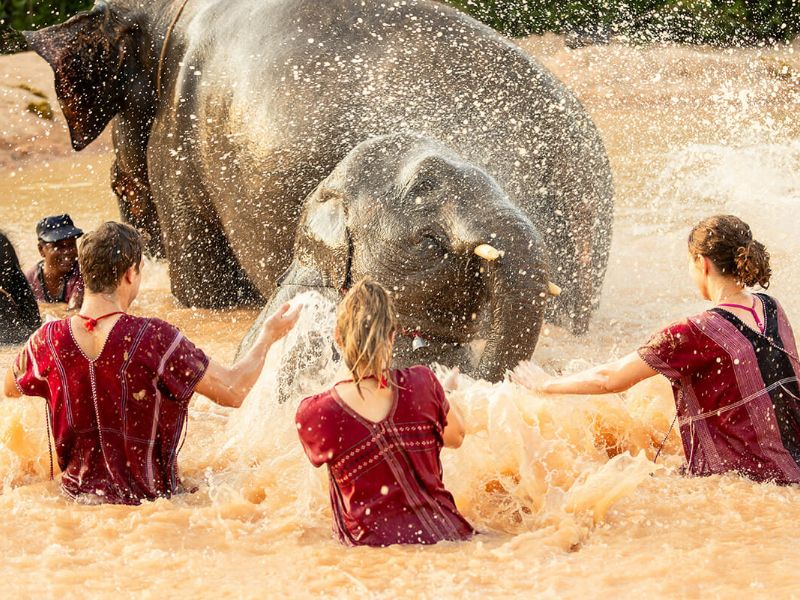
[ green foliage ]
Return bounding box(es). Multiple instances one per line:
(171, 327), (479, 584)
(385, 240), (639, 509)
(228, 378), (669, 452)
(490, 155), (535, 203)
(0, 0), (795, 45)
(444, 0), (800, 44)
(0, 0), (91, 31)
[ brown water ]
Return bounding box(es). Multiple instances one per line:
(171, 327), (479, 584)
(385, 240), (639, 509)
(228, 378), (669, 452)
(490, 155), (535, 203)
(1, 39), (800, 597)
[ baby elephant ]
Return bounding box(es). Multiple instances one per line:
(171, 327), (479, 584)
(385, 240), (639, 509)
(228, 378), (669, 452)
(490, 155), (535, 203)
(1, 232), (40, 345)
(251, 134), (559, 381)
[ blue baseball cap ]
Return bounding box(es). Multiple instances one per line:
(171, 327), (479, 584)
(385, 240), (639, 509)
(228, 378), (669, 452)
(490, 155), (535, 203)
(36, 214), (83, 243)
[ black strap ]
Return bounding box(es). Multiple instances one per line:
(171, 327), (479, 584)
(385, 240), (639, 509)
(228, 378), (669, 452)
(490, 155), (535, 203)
(654, 414), (676, 464)
(44, 399), (54, 480)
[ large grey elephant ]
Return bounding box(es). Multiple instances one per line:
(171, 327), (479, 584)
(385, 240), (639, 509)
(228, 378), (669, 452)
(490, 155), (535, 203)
(17, 0), (613, 335)
(256, 133), (551, 381)
(0, 232), (41, 345)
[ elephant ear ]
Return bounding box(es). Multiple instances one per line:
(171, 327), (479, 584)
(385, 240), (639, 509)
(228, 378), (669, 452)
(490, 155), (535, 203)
(292, 190), (351, 292)
(24, 4), (137, 150)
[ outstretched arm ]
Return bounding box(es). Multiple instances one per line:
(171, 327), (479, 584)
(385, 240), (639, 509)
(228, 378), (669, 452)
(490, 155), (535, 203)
(513, 352), (658, 395)
(3, 367), (21, 398)
(195, 303), (301, 408)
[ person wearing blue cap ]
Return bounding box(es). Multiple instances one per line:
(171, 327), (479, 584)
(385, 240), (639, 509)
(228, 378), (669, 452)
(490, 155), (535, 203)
(25, 214), (85, 310)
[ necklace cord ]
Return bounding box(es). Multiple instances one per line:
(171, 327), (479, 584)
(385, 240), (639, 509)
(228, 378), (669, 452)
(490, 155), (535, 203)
(77, 311), (125, 332)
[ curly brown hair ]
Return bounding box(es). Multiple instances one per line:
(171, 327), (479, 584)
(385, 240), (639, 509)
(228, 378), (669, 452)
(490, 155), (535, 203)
(688, 215), (771, 289)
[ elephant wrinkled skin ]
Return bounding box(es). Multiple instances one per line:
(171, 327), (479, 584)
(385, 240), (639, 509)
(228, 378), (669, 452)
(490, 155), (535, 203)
(19, 0), (613, 336)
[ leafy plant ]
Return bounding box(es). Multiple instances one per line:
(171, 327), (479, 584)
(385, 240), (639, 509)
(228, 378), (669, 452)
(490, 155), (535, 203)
(444, 0), (800, 44)
(0, 0), (91, 31)
(0, 0), (796, 45)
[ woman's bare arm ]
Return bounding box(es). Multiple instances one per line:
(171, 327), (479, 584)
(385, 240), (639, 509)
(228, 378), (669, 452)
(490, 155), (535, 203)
(513, 352), (658, 395)
(442, 402), (466, 448)
(3, 367), (21, 398)
(194, 303), (300, 408)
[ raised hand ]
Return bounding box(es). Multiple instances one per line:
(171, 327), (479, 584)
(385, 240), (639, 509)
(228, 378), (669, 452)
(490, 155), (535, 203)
(511, 360), (552, 392)
(263, 302), (302, 343)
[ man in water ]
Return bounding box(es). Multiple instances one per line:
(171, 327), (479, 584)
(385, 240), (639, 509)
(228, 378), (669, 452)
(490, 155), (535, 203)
(25, 214), (85, 310)
(3, 221), (299, 504)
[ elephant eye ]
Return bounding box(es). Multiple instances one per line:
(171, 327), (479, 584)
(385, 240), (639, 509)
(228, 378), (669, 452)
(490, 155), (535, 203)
(419, 232), (447, 255)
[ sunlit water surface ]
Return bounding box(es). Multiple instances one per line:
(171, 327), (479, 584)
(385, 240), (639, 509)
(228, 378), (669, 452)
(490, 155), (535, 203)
(0, 38), (799, 597)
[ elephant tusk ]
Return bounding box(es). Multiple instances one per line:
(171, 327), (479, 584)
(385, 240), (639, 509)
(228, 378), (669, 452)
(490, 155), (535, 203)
(547, 282), (562, 297)
(474, 244), (501, 261)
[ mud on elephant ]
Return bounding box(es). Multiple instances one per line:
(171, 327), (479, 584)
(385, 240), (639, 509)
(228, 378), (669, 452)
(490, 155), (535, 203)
(247, 134), (561, 381)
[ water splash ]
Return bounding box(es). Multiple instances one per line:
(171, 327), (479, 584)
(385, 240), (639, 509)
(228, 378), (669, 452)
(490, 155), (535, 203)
(190, 291), (673, 551)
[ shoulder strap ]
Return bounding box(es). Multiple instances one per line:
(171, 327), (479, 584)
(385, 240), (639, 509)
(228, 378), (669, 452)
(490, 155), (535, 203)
(704, 306), (793, 361)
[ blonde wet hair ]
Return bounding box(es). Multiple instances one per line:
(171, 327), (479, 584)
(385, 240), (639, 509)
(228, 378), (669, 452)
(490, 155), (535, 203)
(336, 278), (397, 388)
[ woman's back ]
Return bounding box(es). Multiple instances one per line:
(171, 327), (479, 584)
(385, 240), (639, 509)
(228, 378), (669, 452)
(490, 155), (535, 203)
(640, 293), (800, 482)
(296, 365), (474, 546)
(333, 377), (394, 423)
(516, 216), (797, 485)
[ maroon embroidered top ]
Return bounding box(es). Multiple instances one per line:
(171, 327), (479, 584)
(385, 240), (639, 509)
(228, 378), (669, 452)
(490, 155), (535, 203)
(26, 261), (84, 306)
(13, 315), (209, 504)
(639, 294), (800, 484)
(296, 365), (474, 546)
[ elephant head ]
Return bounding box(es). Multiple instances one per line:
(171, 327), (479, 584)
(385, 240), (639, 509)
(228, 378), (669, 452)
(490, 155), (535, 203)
(280, 134), (551, 381)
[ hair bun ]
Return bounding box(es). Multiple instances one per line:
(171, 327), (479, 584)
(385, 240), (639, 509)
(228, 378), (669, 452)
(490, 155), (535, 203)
(735, 239), (771, 289)
(689, 215), (772, 289)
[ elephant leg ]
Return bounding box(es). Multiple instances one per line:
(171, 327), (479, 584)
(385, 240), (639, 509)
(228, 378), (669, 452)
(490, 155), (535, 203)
(111, 117), (165, 258)
(111, 161), (165, 258)
(157, 186), (263, 309)
(543, 209), (582, 332)
(546, 241), (594, 335)
(543, 190), (609, 336)
(571, 236), (596, 334)
(569, 188), (613, 335)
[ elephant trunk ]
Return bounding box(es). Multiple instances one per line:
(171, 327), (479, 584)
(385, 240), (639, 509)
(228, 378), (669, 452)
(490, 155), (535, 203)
(452, 210), (549, 381)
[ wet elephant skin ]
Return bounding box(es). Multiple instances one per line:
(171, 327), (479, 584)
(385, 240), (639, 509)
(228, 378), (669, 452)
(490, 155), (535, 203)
(21, 0), (613, 330)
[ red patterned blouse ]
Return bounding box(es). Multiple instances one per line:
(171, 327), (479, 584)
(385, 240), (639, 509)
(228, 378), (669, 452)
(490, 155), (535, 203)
(296, 365), (474, 546)
(13, 315), (208, 504)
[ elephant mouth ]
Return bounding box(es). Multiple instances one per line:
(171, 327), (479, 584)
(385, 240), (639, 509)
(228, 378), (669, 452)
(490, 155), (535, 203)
(396, 314), (471, 346)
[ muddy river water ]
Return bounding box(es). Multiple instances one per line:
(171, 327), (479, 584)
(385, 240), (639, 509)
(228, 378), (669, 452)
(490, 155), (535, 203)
(0, 37), (799, 597)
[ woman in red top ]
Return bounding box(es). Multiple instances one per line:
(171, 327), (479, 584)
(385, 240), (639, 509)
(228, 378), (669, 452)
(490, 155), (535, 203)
(296, 279), (474, 546)
(515, 215), (800, 484)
